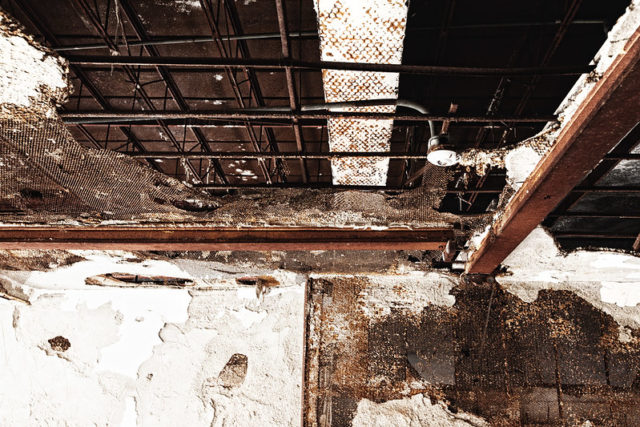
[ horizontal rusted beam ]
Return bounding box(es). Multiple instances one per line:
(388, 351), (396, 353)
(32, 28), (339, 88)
(66, 55), (594, 76)
(0, 227), (454, 251)
(126, 151), (431, 159)
(194, 183), (504, 192)
(466, 23), (640, 274)
(60, 110), (554, 124)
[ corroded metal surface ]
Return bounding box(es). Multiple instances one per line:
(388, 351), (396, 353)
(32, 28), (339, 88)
(313, 0), (408, 185)
(304, 277), (640, 426)
(0, 227), (453, 250)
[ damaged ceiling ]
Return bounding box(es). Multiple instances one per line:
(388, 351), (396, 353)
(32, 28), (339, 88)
(2, 2), (640, 424)
(0, 0), (637, 264)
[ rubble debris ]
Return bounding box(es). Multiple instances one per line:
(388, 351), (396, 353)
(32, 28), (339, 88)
(48, 336), (70, 352)
(352, 394), (488, 427)
(216, 354), (248, 389)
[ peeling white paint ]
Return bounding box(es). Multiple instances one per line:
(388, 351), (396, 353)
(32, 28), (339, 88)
(499, 227), (640, 330)
(0, 12), (68, 112)
(0, 256), (305, 426)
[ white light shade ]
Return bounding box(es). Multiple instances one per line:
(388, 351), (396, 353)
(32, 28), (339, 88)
(427, 148), (459, 167)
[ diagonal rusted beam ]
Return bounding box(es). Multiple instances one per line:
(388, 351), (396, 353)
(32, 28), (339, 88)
(274, 0), (308, 183)
(116, 0), (229, 185)
(466, 23), (640, 274)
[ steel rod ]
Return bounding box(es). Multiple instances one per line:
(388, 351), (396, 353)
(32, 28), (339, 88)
(60, 110), (555, 124)
(125, 151), (431, 159)
(66, 55), (595, 76)
(53, 20), (606, 52)
(193, 183), (504, 192)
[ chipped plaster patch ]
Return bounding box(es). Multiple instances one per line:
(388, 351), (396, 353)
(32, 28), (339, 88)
(501, 227), (640, 283)
(352, 394), (488, 427)
(0, 10), (69, 114)
(356, 272), (458, 318)
(600, 282), (640, 307)
(499, 227), (640, 330)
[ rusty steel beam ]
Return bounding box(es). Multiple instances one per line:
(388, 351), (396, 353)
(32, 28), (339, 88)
(466, 24), (640, 274)
(60, 110), (554, 124)
(65, 55), (594, 76)
(124, 151), (432, 159)
(0, 227), (454, 251)
(274, 0), (308, 182)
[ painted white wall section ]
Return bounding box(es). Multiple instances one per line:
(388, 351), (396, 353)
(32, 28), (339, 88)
(0, 255), (305, 426)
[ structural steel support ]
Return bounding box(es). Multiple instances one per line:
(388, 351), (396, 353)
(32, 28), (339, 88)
(60, 110), (554, 124)
(274, 0), (308, 182)
(0, 227), (454, 251)
(465, 24), (640, 274)
(66, 55), (594, 76)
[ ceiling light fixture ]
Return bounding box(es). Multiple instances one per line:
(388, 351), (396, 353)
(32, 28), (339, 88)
(427, 135), (459, 167)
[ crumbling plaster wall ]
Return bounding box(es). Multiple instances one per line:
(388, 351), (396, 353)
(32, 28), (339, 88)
(1, 240), (639, 426)
(0, 252), (306, 426)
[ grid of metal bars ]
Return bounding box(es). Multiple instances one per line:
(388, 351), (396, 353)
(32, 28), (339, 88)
(1, 0), (622, 214)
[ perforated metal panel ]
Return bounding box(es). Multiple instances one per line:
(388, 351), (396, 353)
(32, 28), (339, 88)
(314, 0), (408, 185)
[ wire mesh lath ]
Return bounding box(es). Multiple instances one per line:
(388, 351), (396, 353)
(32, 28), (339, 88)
(0, 109), (457, 226)
(0, 114), (215, 219)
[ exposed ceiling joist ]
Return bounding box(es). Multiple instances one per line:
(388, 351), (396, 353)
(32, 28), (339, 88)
(466, 23), (640, 274)
(0, 227), (453, 251)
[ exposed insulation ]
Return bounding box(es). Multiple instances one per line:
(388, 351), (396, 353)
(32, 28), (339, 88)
(313, 0), (408, 185)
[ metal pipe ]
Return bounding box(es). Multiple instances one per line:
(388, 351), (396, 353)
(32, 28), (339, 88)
(125, 151), (432, 159)
(255, 98), (436, 137)
(53, 20), (606, 52)
(66, 55), (595, 76)
(54, 31), (318, 52)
